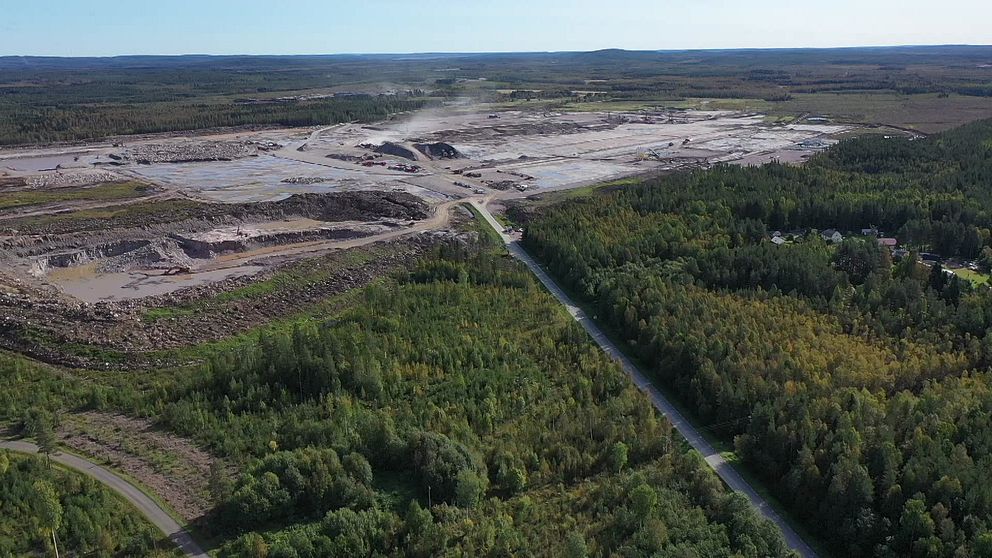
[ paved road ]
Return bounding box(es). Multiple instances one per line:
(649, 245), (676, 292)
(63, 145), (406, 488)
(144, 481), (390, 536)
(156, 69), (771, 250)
(0, 440), (208, 558)
(471, 201), (817, 558)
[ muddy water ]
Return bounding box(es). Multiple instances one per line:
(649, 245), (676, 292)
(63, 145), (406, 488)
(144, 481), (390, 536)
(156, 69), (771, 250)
(53, 265), (265, 302)
(1, 154), (90, 172)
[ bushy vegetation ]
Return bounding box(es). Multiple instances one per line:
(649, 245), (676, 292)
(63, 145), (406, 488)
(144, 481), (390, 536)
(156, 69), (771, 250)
(522, 118), (992, 556)
(0, 450), (175, 557)
(182, 247), (791, 555)
(0, 241), (793, 556)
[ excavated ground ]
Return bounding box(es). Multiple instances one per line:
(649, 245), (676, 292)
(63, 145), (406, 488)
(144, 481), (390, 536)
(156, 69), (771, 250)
(0, 236), (450, 369)
(0, 190), (428, 301)
(0, 105), (846, 368)
(0, 184), (452, 369)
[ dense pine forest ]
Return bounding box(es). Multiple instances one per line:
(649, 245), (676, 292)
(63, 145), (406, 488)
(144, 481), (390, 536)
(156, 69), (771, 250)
(0, 239), (793, 557)
(521, 118), (992, 557)
(0, 95), (427, 145)
(0, 451), (176, 557)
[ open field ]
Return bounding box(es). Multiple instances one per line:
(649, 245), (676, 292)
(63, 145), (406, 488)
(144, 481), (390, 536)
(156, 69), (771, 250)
(0, 180), (153, 210)
(769, 92), (992, 133)
(953, 267), (991, 286)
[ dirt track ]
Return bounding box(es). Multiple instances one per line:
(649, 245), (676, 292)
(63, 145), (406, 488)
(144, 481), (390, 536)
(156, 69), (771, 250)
(193, 195), (459, 273)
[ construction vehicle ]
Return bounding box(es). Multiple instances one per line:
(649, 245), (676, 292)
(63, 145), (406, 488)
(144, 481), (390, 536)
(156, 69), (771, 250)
(162, 266), (191, 276)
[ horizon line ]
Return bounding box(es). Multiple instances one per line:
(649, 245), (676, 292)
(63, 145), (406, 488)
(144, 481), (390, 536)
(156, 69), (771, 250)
(2, 43), (991, 60)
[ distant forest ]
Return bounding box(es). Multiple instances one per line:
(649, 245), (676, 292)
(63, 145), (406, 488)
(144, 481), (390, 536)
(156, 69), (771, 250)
(1, 45), (991, 144)
(521, 118), (992, 557)
(0, 95), (427, 145)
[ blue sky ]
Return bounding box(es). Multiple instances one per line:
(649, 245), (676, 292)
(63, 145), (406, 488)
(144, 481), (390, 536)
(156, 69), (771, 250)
(1, 0), (990, 56)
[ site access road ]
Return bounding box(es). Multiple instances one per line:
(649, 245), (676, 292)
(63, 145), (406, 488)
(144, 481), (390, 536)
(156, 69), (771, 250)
(0, 440), (208, 558)
(470, 200), (818, 558)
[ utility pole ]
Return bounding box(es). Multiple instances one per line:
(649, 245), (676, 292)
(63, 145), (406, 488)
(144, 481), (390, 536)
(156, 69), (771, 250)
(51, 528), (60, 558)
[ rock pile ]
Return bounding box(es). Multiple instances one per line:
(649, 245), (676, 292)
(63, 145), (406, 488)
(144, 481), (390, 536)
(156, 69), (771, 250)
(26, 171), (123, 188)
(123, 141), (257, 164)
(281, 177), (331, 184)
(414, 142), (461, 160)
(373, 142), (418, 161)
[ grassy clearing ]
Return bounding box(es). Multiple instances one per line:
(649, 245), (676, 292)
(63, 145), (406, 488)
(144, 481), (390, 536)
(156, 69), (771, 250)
(560, 99), (668, 112)
(763, 114), (796, 124)
(0, 180), (153, 210)
(768, 92), (992, 133)
(141, 306), (198, 323)
(55, 444), (192, 528)
(372, 470), (421, 512)
(953, 267), (990, 286)
(16, 324), (133, 367)
(5, 198), (204, 234)
(493, 98), (567, 110)
(665, 97), (773, 112)
(558, 97), (774, 113)
(463, 203), (505, 246)
(530, 178), (638, 206)
(493, 212), (512, 227)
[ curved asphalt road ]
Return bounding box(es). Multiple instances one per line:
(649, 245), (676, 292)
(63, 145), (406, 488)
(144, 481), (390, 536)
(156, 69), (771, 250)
(0, 440), (208, 558)
(471, 201), (817, 558)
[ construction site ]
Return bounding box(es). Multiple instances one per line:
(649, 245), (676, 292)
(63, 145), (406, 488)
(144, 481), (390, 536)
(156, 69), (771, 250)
(0, 105), (845, 342)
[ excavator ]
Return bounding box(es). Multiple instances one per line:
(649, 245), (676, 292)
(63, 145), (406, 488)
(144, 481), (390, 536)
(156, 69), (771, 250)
(161, 266), (191, 276)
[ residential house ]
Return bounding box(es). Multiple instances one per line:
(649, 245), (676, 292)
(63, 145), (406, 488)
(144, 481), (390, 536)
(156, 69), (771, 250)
(821, 229), (843, 243)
